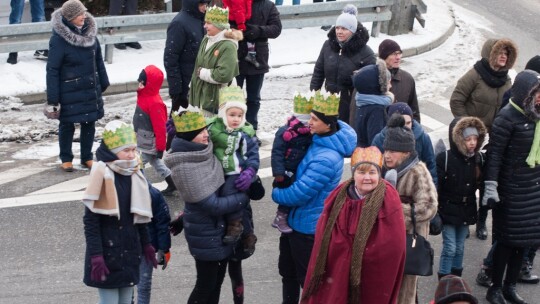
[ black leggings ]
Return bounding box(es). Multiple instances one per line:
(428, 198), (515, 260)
(188, 259), (228, 304)
(492, 243), (524, 287)
(228, 259), (244, 304)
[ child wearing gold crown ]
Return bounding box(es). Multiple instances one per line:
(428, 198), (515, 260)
(270, 92), (313, 233)
(206, 86), (260, 252)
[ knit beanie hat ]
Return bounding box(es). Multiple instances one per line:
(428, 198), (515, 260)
(102, 120), (137, 154)
(353, 59), (390, 95)
(218, 86), (247, 130)
(462, 127), (479, 139)
(205, 6), (230, 30)
(61, 0), (87, 21)
(387, 102), (413, 119)
(434, 275), (478, 304)
(138, 69), (147, 86)
(335, 4), (358, 33)
(351, 146), (383, 174)
(378, 39), (402, 60)
(525, 55), (540, 73)
(511, 70), (540, 107)
(383, 114), (415, 152)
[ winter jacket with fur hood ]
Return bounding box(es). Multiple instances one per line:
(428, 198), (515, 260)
(436, 117), (486, 226)
(450, 38), (517, 131)
(46, 10), (109, 124)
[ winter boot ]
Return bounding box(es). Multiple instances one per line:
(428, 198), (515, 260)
(243, 233), (258, 256)
(477, 267), (493, 287)
(502, 283), (528, 304)
(61, 162), (74, 172)
(272, 210), (293, 234)
(518, 261), (540, 284)
(161, 175), (177, 196)
(438, 273), (449, 281)
(223, 220), (243, 244)
(476, 221), (488, 240)
(486, 286), (507, 304)
(451, 267), (463, 277)
(7, 52), (18, 64)
(244, 53), (260, 69)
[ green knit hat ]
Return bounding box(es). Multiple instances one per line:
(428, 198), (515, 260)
(102, 120), (137, 154)
(205, 6), (230, 30)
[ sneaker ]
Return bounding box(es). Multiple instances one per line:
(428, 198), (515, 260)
(519, 262), (540, 284)
(271, 211), (293, 234)
(125, 42), (142, 49)
(34, 50), (48, 59)
(244, 53), (260, 68)
(81, 160), (93, 169)
(114, 43), (127, 50)
(243, 233), (257, 256)
(476, 267), (492, 288)
(223, 220), (243, 244)
(7, 52), (17, 64)
(61, 162), (74, 172)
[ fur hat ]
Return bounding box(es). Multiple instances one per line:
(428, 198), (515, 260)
(383, 114), (415, 153)
(512, 70), (540, 107)
(525, 55), (540, 73)
(103, 120), (137, 154)
(434, 275), (478, 304)
(351, 146), (383, 174)
(353, 59), (390, 95)
(480, 38), (518, 71)
(387, 102), (413, 119)
(61, 0), (87, 21)
(378, 39), (402, 60)
(335, 4), (358, 33)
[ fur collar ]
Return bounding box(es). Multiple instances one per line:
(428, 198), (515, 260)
(327, 22), (370, 56)
(451, 116), (487, 157)
(51, 9), (97, 47)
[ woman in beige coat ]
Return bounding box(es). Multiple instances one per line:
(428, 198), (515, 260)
(382, 114), (438, 304)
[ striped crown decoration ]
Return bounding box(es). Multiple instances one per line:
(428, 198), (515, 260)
(293, 92), (313, 114)
(205, 6), (229, 27)
(172, 105), (207, 133)
(219, 86), (246, 108)
(351, 146), (383, 169)
(312, 90), (340, 116)
(102, 121), (137, 151)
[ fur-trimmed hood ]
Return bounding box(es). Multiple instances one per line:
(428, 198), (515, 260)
(481, 38), (518, 71)
(522, 82), (540, 122)
(208, 28), (243, 50)
(51, 9), (97, 47)
(327, 22), (370, 57)
(450, 116), (487, 157)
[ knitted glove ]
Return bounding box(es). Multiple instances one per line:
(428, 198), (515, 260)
(43, 103), (60, 120)
(157, 249), (171, 270)
(166, 118), (176, 137)
(482, 181), (500, 207)
(90, 255), (110, 282)
(384, 169), (397, 188)
(235, 167), (256, 191)
(169, 212), (184, 236)
(143, 244), (158, 269)
(244, 24), (261, 41)
(156, 151), (164, 159)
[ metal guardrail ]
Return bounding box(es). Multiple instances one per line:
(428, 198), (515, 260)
(0, 0), (393, 63)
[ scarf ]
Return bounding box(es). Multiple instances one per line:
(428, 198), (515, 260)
(473, 58), (508, 88)
(510, 100), (540, 168)
(82, 160), (152, 224)
(302, 179), (386, 303)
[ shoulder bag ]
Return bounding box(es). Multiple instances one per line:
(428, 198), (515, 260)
(404, 201), (434, 276)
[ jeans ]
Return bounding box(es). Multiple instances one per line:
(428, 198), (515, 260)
(141, 152), (171, 179)
(275, 0), (300, 5)
(58, 121), (96, 163)
(278, 231), (314, 304)
(136, 257), (153, 304)
(439, 224), (469, 274)
(228, 259), (244, 304)
(236, 74), (265, 130)
(98, 287), (134, 304)
(188, 258), (228, 304)
(10, 0), (45, 24)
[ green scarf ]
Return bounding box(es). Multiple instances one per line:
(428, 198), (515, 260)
(510, 100), (540, 168)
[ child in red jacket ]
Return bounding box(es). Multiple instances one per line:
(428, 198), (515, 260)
(133, 65), (177, 195)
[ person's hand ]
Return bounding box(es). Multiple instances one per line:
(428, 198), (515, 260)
(166, 118), (176, 137)
(244, 24), (261, 41)
(157, 249), (171, 270)
(43, 103), (60, 120)
(143, 244), (158, 269)
(156, 151), (164, 159)
(169, 212), (184, 236)
(90, 255), (110, 282)
(235, 167), (256, 191)
(482, 181), (500, 207)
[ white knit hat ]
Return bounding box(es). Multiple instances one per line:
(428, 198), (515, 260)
(335, 4), (358, 33)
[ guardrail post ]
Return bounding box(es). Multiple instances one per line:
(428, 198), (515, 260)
(380, 0), (415, 35)
(105, 44), (114, 64)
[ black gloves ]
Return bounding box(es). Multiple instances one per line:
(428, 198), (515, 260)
(156, 151), (164, 159)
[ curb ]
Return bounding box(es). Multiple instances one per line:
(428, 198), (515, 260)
(16, 9), (456, 105)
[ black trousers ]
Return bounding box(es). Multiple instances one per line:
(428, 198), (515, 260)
(188, 258), (228, 304)
(228, 259), (244, 304)
(492, 242), (524, 287)
(236, 73), (265, 130)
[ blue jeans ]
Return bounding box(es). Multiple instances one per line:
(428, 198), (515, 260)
(275, 0), (300, 5)
(136, 257), (153, 304)
(10, 0), (45, 24)
(236, 74), (265, 130)
(58, 121), (96, 163)
(439, 224), (469, 274)
(98, 287), (134, 304)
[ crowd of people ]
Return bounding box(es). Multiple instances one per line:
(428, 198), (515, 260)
(30, 0), (540, 303)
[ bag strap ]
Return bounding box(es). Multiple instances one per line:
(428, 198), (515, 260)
(445, 150), (448, 173)
(410, 201), (418, 236)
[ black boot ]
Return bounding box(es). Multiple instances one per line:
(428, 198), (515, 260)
(477, 267), (493, 287)
(438, 273), (449, 281)
(486, 286), (507, 304)
(161, 175), (177, 196)
(223, 220), (243, 244)
(502, 283), (528, 304)
(7, 52), (17, 64)
(451, 267), (463, 277)
(477, 221), (488, 240)
(518, 261), (540, 284)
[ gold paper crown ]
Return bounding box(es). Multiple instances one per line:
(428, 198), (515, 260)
(205, 6), (229, 26)
(102, 121), (137, 150)
(219, 86), (246, 108)
(293, 92), (313, 114)
(172, 105), (207, 133)
(312, 90), (339, 116)
(351, 146), (383, 169)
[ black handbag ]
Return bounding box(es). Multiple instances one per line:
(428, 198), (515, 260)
(404, 202), (434, 276)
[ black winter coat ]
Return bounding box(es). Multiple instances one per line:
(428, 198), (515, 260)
(163, 0), (206, 96)
(271, 125), (312, 177)
(233, 0), (282, 75)
(46, 11), (109, 124)
(83, 144), (150, 289)
(486, 103), (540, 247)
(148, 185), (171, 251)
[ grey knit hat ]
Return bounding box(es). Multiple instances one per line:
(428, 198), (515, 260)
(335, 5), (358, 33)
(383, 114), (415, 152)
(62, 0), (87, 21)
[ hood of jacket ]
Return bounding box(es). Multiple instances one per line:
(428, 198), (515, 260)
(327, 22), (370, 57)
(182, 0), (205, 20)
(138, 65), (164, 97)
(51, 9), (97, 47)
(450, 116), (487, 157)
(480, 38), (517, 71)
(312, 120), (357, 158)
